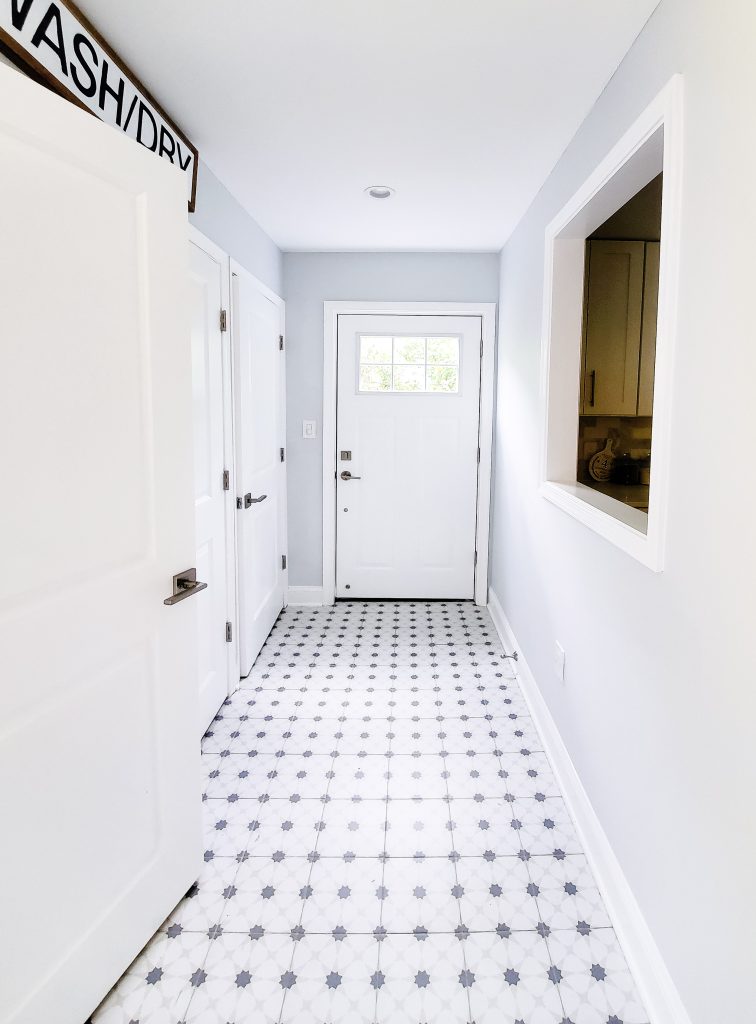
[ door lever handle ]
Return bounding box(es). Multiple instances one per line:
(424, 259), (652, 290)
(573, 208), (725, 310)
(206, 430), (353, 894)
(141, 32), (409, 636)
(164, 568), (207, 606)
(340, 471), (361, 481)
(245, 493), (267, 507)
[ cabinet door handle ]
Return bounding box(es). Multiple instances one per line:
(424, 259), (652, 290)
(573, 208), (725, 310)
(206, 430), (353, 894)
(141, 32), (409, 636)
(589, 369), (596, 407)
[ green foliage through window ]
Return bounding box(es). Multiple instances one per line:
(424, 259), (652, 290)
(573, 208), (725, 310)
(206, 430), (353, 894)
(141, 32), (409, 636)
(358, 335), (459, 393)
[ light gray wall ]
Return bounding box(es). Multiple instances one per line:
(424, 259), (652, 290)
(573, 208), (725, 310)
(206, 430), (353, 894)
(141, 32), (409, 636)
(282, 252), (500, 587)
(190, 161), (282, 296)
(490, 0), (756, 1020)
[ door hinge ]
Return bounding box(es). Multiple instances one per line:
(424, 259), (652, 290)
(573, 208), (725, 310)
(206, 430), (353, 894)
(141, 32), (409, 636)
(281, 554), (287, 570)
(220, 309), (228, 333)
(477, 446), (481, 464)
(279, 334), (284, 351)
(480, 338), (483, 357)
(280, 447), (285, 463)
(474, 550), (478, 566)
(225, 621), (233, 642)
(223, 469), (230, 491)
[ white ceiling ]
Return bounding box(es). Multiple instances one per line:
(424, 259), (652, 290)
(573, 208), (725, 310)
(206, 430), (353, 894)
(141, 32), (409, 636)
(78, 1), (660, 252)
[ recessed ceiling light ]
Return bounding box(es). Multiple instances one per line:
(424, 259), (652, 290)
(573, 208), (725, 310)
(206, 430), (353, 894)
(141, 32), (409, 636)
(365, 185), (395, 200)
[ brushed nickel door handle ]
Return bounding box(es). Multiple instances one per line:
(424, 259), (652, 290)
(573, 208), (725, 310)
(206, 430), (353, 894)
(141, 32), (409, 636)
(340, 471), (361, 481)
(164, 568), (208, 606)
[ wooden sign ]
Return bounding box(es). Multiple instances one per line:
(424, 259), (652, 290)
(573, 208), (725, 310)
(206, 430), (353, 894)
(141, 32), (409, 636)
(1, 0), (198, 210)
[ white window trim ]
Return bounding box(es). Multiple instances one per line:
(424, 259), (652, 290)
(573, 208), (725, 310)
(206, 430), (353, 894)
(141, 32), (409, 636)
(322, 300), (497, 606)
(356, 332), (463, 395)
(539, 75), (684, 572)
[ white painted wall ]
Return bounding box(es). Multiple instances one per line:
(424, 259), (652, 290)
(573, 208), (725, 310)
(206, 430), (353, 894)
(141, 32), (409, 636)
(490, 1), (756, 1021)
(190, 161), (282, 296)
(282, 252), (500, 587)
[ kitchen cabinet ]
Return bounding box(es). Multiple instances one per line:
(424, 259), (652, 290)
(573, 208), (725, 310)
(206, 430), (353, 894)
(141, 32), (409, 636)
(638, 242), (659, 416)
(581, 240), (658, 416)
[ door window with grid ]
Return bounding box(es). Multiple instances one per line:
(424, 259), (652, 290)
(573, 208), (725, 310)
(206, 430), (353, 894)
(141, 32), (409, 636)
(357, 335), (460, 393)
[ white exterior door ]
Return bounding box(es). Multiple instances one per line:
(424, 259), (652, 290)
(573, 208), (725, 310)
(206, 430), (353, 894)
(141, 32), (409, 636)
(233, 266), (287, 675)
(0, 65), (201, 1024)
(336, 314), (482, 599)
(189, 238), (235, 732)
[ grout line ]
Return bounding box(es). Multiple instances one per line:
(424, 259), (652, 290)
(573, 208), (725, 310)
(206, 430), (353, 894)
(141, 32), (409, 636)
(372, 714), (392, 1024)
(279, 711), (342, 1023)
(440, 736), (474, 1023)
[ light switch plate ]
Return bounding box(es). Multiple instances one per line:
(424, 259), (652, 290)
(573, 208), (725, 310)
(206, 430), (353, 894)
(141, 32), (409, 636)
(302, 420), (317, 439)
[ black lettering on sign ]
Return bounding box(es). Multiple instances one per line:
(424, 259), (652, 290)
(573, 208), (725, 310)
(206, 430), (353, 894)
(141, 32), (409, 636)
(98, 58), (125, 126)
(70, 31), (97, 98)
(176, 142), (192, 173)
(136, 102), (157, 152)
(158, 125), (175, 163)
(122, 93), (139, 133)
(11, 0), (35, 31)
(30, 3), (67, 75)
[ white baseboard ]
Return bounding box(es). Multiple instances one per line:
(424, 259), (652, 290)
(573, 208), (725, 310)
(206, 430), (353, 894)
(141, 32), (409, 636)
(488, 588), (691, 1024)
(286, 586), (325, 607)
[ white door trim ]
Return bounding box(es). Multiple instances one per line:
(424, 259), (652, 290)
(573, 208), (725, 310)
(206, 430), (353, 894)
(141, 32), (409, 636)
(188, 225), (239, 697)
(230, 256), (289, 622)
(323, 300), (496, 606)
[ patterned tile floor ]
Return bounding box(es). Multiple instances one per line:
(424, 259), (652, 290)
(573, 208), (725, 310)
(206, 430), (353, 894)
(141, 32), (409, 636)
(94, 601), (648, 1024)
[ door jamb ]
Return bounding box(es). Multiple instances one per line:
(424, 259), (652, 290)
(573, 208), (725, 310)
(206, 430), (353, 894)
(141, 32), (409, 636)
(230, 257), (289, 624)
(188, 225), (239, 696)
(322, 300), (497, 606)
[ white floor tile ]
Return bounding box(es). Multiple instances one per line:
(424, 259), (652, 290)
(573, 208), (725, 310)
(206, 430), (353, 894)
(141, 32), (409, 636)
(97, 601), (648, 1024)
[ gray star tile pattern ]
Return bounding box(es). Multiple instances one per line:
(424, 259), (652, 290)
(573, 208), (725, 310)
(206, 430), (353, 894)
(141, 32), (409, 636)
(93, 601), (649, 1024)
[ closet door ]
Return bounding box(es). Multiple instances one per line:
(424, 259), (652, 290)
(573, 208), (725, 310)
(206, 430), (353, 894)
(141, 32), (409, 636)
(233, 265), (287, 675)
(189, 237), (236, 731)
(0, 64), (200, 1024)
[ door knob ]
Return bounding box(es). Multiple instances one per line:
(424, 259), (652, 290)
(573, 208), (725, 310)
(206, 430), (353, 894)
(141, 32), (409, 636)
(340, 471), (361, 481)
(245, 493), (267, 507)
(164, 568), (207, 606)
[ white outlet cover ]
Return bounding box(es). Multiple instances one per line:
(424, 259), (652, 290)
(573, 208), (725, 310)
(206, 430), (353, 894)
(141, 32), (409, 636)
(302, 420), (317, 439)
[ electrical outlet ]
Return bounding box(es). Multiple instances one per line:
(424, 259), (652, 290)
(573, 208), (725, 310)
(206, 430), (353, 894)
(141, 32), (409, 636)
(302, 420), (317, 439)
(554, 641), (566, 682)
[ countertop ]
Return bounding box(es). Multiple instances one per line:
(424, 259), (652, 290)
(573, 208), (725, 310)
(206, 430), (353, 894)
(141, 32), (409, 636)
(586, 481), (649, 509)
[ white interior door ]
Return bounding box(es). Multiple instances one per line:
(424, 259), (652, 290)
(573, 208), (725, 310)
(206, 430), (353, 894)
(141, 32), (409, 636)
(0, 65), (201, 1024)
(233, 266), (287, 675)
(189, 238), (235, 732)
(336, 314), (482, 599)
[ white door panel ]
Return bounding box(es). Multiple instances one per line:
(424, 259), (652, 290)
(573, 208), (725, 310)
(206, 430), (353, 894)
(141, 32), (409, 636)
(336, 314), (481, 599)
(0, 65), (201, 1024)
(189, 242), (232, 732)
(233, 268), (286, 674)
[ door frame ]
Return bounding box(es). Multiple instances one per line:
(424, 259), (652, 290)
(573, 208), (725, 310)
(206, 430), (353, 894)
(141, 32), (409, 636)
(322, 300), (497, 606)
(188, 225), (239, 696)
(230, 257), (289, 631)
